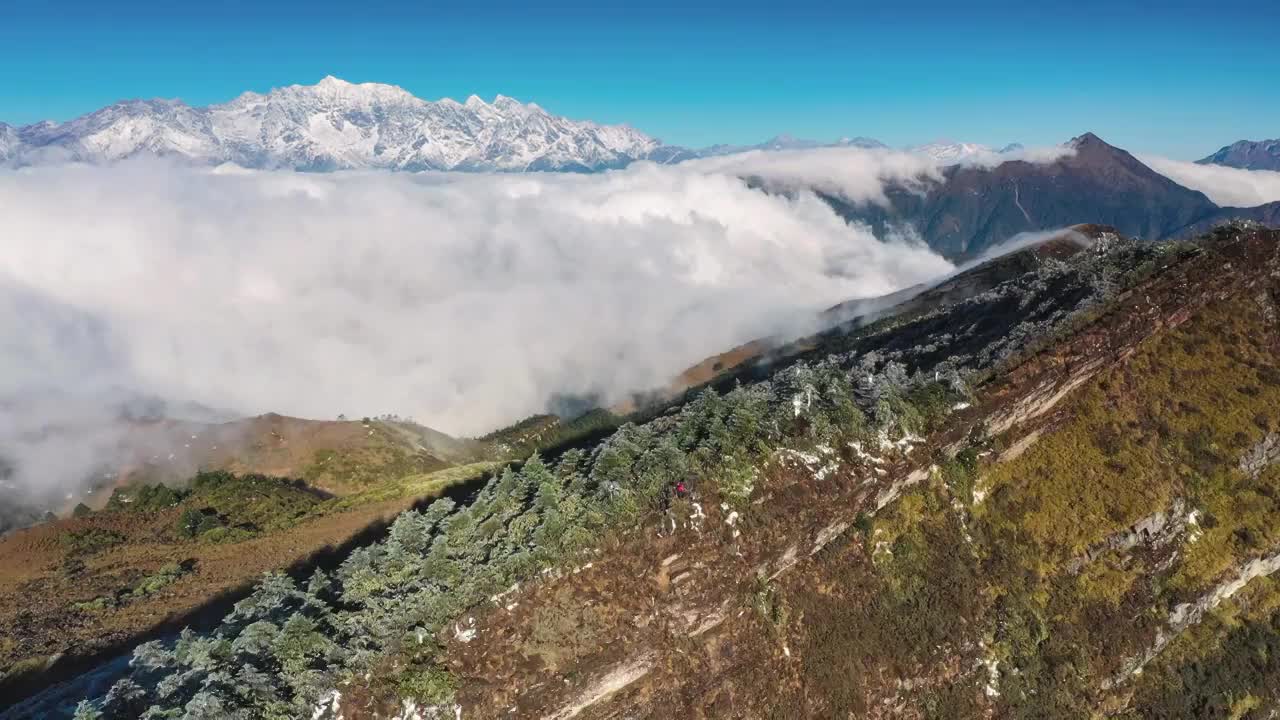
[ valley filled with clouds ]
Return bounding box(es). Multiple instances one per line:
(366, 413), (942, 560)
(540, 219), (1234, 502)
(0, 151), (958, 496)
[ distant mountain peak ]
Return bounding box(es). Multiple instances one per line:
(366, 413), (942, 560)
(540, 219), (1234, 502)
(1068, 132), (1107, 149)
(812, 129), (1243, 259)
(841, 136), (888, 149)
(1197, 138), (1280, 171)
(315, 74), (349, 88)
(908, 139), (1021, 163)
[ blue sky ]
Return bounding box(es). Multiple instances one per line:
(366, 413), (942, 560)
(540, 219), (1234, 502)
(2, 0), (1277, 159)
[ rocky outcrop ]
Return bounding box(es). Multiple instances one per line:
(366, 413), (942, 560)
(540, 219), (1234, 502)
(1064, 499), (1190, 574)
(1241, 433), (1280, 479)
(1105, 549), (1280, 690)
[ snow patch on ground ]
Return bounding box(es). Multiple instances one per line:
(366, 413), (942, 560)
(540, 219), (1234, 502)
(776, 445), (840, 481)
(312, 690), (343, 720)
(453, 617), (478, 643)
(848, 441), (886, 465)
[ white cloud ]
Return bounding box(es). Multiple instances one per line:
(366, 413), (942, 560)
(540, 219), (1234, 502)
(686, 147), (946, 206)
(969, 144), (1077, 167)
(0, 154), (955, 498)
(688, 143), (1075, 206)
(971, 227), (1092, 265)
(1140, 155), (1280, 208)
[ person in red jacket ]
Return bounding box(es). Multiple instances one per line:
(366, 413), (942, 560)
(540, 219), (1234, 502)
(674, 481), (688, 498)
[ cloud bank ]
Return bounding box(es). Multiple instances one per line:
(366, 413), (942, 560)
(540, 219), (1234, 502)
(1140, 155), (1280, 207)
(1, 152), (958, 502)
(686, 143), (1075, 206)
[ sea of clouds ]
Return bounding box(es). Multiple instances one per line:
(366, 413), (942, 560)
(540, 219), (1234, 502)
(1139, 155), (1280, 207)
(1, 149), (964, 501)
(6, 140), (1279, 507)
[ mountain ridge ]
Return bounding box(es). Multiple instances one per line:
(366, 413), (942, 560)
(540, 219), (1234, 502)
(1198, 137), (1280, 170)
(1, 77), (663, 172)
(1, 77), (1034, 171)
(813, 131), (1272, 258)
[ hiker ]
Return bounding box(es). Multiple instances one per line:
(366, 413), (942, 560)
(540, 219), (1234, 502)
(674, 480), (689, 499)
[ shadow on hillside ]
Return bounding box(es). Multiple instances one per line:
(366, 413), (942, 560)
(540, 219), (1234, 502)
(0, 472), (493, 714)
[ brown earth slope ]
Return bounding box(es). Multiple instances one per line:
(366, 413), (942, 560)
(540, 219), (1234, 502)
(405, 227), (1280, 719)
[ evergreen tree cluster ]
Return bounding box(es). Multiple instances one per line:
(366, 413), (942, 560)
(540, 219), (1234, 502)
(76, 356), (947, 719)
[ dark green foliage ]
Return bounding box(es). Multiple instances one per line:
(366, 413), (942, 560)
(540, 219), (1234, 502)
(1132, 608), (1280, 718)
(751, 577), (790, 632)
(105, 472), (321, 544)
(178, 508), (224, 538)
(71, 503), (93, 518)
(853, 512), (873, 539)
(396, 664), (456, 705)
(106, 483), (185, 512)
(59, 527), (125, 555)
(796, 480), (984, 717)
(74, 562), (192, 614)
(130, 562), (189, 597)
(941, 447), (979, 506)
(181, 471), (325, 540)
(905, 381), (954, 432)
(480, 408), (622, 460)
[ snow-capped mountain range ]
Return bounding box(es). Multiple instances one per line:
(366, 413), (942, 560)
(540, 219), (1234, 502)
(1, 76), (661, 172)
(0, 77), (1021, 172)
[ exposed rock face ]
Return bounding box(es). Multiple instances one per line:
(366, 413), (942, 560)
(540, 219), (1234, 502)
(1064, 499), (1190, 574)
(1106, 549), (1280, 690)
(1241, 433), (1280, 479)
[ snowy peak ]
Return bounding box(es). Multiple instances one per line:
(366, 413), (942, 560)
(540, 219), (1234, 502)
(315, 74), (350, 89)
(904, 139), (1025, 164)
(2, 77), (661, 172)
(1197, 138), (1280, 171)
(302, 75), (420, 105)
